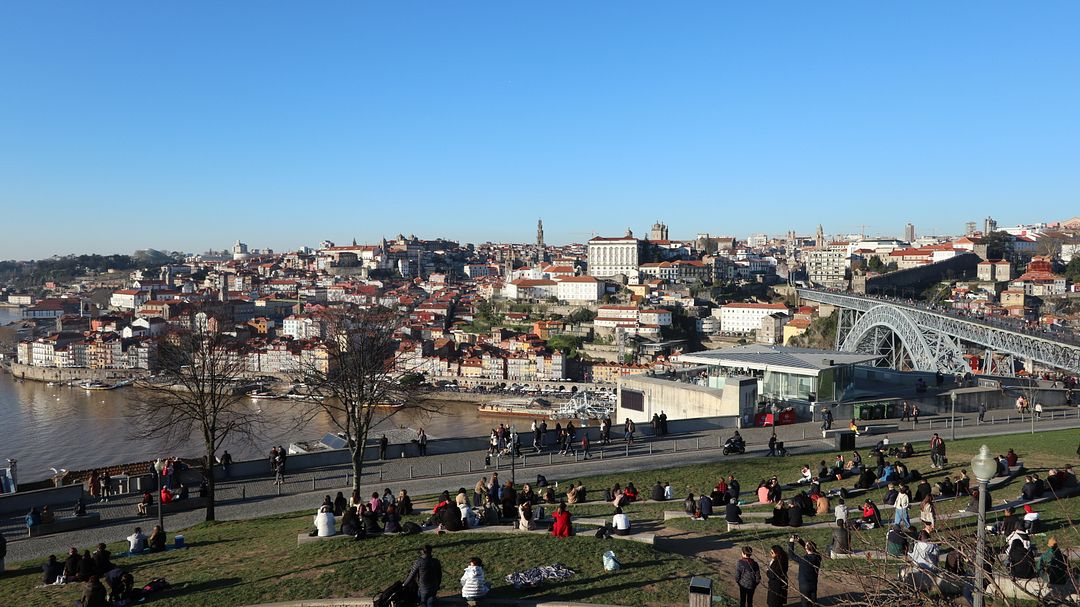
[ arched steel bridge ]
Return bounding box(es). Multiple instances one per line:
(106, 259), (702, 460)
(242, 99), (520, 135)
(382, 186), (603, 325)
(796, 288), (1080, 375)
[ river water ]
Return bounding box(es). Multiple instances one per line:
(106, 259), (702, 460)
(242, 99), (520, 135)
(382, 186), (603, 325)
(0, 307), (532, 483)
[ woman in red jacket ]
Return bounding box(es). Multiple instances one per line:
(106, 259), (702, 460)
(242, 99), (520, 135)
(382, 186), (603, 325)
(551, 502), (572, 537)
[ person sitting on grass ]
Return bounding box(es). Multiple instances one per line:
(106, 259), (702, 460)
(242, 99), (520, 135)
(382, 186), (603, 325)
(855, 466), (877, 490)
(361, 503), (384, 535)
(340, 507), (360, 536)
(955, 470), (971, 496)
(767, 478), (783, 503)
(460, 556), (491, 602)
(518, 501), (536, 531)
(314, 505), (336, 537)
(566, 482), (586, 504)
(726, 498), (743, 525)
(698, 492), (714, 519)
(383, 504), (402, 533)
(882, 483), (899, 506)
(77, 550), (95, 581)
(909, 530), (939, 570)
(683, 492), (697, 515)
(63, 547), (80, 581)
(1022, 504), (1041, 533)
(42, 554), (63, 585)
(127, 527), (147, 553)
(551, 502), (572, 537)
(757, 480), (771, 503)
(886, 524), (908, 557)
(798, 465), (813, 485)
(769, 501), (788, 527)
(479, 495), (502, 525)
(398, 489), (413, 516)
(862, 499), (882, 528)
(148, 525), (166, 552)
(623, 482), (639, 502)
(650, 481), (665, 501)
(612, 506), (632, 536)
(830, 520), (851, 557)
(913, 479), (932, 503)
(79, 575), (108, 607)
(934, 475), (954, 498)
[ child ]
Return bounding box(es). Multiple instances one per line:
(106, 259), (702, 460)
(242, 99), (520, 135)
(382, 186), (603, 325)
(461, 556), (491, 601)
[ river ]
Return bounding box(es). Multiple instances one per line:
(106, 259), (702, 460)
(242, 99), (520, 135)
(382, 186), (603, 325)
(0, 307), (537, 483)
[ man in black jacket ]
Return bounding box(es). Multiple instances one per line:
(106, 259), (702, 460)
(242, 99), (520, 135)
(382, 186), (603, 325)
(650, 481), (665, 501)
(788, 535), (822, 607)
(726, 499), (743, 524)
(404, 544), (442, 607)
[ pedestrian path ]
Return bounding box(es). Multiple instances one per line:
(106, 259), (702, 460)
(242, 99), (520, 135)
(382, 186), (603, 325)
(4, 407), (1079, 563)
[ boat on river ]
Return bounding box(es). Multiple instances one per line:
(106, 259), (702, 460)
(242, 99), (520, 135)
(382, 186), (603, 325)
(79, 380), (118, 390)
(477, 398), (559, 418)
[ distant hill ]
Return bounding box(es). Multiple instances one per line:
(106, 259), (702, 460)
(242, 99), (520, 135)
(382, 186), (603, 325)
(132, 249), (182, 265)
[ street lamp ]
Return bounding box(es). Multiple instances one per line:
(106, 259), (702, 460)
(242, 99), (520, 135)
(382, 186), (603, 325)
(971, 445), (997, 607)
(950, 392), (957, 441)
(154, 458), (166, 532)
(509, 425), (517, 486)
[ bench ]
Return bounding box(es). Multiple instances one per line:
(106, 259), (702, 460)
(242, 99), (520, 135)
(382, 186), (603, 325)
(861, 424), (899, 435)
(27, 513), (102, 537)
(160, 497), (208, 514)
(419, 523), (656, 544)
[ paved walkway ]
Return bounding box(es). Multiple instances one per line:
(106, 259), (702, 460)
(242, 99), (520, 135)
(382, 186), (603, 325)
(4, 406), (1079, 563)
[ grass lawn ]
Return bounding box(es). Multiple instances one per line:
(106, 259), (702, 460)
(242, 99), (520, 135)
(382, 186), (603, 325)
(0, 511), (708, 607)
(3, 428), (1077, 606)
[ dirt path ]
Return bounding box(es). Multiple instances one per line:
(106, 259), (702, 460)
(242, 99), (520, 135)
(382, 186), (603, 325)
(655, 526), (856, 606)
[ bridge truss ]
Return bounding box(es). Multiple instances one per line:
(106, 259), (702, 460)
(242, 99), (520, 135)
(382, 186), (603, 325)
(798, 289), (1080, 375)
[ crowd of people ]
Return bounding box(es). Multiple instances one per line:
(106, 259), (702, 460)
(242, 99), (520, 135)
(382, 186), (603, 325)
(33, 538), (167, 607)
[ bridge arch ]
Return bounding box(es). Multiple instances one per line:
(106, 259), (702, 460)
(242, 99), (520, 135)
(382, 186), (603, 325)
(840, 305), (967, 374)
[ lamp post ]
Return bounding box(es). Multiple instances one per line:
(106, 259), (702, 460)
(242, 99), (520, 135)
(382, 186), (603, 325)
(950, 392), (957, 440)
(971, 445), (997, 607)
(510, 425), (517, 486)
(154, 458), (165, 532)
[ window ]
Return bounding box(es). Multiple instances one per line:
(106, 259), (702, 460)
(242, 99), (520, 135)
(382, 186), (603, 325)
(620, 389), (644, 412)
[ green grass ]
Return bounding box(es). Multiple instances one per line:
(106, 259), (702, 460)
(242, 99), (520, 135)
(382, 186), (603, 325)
(4, 428), (1078, 606)
(1, 512), (708, 607)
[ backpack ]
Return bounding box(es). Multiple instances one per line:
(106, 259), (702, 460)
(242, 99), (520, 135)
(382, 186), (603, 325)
(141, 578), (170, 594)
(400, 521), (422, 536)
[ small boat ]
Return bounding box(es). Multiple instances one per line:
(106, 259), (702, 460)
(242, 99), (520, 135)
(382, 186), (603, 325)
(79, 380), (117, 390)
(478, 398), (558, 419)
(247, 389), (280, 400)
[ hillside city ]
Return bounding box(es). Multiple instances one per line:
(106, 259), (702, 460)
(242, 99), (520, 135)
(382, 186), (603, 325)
(3, 217), (1079, 384)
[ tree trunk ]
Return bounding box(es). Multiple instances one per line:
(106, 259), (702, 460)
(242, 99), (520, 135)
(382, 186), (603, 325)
(351, 446), (365, 493)
(205, 450), (216, 522)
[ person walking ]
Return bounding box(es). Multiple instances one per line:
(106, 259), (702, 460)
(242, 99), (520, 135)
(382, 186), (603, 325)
(581, 433), (591, 459)
(789, 535), (822, 607)
(624, 418), (635, 445)
(766, 544), (788, 607)
(978, 402), (987, 423)
(900, 401), (910, 422)
(735, 546), (761, 607)
(912, 404), (920, 425)
(417, 428), (428, 456)
(220, 450), (232, 477)
(379, 435), (388, 460)
(404, 544), (442, 607)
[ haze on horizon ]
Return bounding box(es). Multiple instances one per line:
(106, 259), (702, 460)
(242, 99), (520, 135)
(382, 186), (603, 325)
(2, 2), (1079, 260)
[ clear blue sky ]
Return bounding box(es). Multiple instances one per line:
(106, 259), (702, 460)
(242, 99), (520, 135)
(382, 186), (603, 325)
(2, 3), (1079, 259)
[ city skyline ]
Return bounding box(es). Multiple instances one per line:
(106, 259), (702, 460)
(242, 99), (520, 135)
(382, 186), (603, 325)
(3, 3), (1080, 258)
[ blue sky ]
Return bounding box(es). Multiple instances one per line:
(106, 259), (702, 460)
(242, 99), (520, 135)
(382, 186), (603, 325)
(1, 2), (1078, 259)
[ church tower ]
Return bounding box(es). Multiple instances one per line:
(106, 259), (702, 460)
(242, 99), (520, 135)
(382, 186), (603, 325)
(535, 219), (546, 264)
(816, 225), (825, 247)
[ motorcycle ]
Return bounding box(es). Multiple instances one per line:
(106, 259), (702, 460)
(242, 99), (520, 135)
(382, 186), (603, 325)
(722, 438), (746, 456)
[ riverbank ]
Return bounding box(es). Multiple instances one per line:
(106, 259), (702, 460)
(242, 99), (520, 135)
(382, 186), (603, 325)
(6, 361), (149, 383)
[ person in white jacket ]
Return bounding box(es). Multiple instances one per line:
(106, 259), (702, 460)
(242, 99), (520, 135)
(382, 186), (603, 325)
(461, 556), (490, 600)
(314, 505), (336, 537)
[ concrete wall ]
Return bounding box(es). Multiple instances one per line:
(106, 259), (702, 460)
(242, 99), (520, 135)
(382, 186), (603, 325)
(862, 252), (980, 295)
(9, 362), (148, 383)
(616, 375), (754, 427)
(0, 482), (84, 516)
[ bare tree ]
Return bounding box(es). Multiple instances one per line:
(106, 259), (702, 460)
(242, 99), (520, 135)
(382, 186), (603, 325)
(293, 307), (433, 493)
(129, 326), (259, 522)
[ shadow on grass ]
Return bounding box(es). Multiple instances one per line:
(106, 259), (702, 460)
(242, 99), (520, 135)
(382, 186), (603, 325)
(174, 576), (244, 594)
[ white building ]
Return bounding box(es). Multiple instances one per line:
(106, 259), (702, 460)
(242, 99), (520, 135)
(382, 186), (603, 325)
(719, 303), (789, 334)
(109, 290), (150, 311)
(587, 233), (643, 278)
(804, 249), (849, 288)
(555, 276), (603, 303)
(502, 279), (559, 300)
